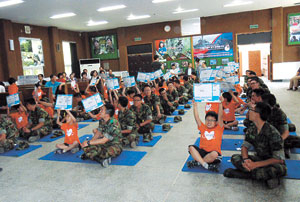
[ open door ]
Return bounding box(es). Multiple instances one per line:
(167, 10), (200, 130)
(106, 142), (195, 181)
(248, 50), (262, 76)
(70, 43), (80, 78)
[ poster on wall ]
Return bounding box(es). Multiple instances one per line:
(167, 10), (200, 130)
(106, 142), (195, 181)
(19, 38), (44, 76)
(193, 33), (233, 59)
(154, 37), (192, 70)
(90, 34), (118, 59)
(288, 13), (300, 45)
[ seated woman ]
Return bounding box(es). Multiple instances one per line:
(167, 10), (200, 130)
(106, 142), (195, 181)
(287, 67), (300, 91)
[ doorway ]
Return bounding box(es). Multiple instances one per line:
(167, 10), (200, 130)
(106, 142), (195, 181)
(127, 44), (153, 77)
(62, 41), (80, 78)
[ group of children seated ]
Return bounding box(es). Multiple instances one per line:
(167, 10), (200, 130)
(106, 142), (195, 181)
(187, 69), (299, 189)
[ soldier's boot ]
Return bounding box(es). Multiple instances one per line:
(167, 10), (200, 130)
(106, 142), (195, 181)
(143, 133), (152, 142)
(184, 104), (191, 109)
(28, 135), (40, 143)
(0, 147), (4, 154)
(95, 157), (111, 168)
(223, 168), (251, 179)
(162, 124), (171, 131)
(289, 123), (296, 132)
(80, 153), (89, 160)
(158, 115), (167, 124)
(174, 103), (179, 108)
(284, 147), (291, 159)
(174, 116), (182, 123)
(178, 109), (185, 115)
(16, 141), (29, 151)
(266, 178), (280, 189)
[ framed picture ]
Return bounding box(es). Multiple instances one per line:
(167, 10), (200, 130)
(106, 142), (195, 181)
(288, 13), (300, 45)
(222, 58), (229, 65)
(90, 34), (118, 59)
(210, 59), (217, 65)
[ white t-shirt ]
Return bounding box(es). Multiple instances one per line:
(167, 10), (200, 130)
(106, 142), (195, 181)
(0, 85), (5, 93)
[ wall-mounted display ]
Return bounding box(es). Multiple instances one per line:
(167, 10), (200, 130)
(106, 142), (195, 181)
(288, 13), (300, 45)
(90, 34), (118, 59)
(19, 37), (44, 76)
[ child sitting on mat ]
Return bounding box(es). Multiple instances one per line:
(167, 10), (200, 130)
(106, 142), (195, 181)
(187, 99), (224, 172)
(55, 109), (81, 154)
(221, 91), (239, 131)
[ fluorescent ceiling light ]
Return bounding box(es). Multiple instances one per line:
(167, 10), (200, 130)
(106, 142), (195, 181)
(127, 14), (151, 20)
(97, 5), (126, 12)
(152, 0), (174, 3)
(0, 0), (24, 8)
(87, 20), (108, 26)
(173, 8), (198, 14)
(50, 12), (76, 19)
(224, 1), (253, 7)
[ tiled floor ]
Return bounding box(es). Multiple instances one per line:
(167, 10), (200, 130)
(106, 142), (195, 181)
(0, 81), (299, 202)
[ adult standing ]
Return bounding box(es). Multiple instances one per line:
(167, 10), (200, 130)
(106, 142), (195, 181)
(151, 55), (164, 72)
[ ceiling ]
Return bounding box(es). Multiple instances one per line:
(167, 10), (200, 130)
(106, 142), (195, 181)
(0, 0), (298, 32)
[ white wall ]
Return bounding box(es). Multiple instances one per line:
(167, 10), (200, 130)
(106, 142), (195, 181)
(273, 62), (300, 80)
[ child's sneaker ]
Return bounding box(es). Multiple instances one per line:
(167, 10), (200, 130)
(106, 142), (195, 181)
(208, 163), (220, 172)
(101, 158), (111, 168)
(187, 160), (200, 168)
(54, 149), (64, 154)
(70, 147), (80, 153)
(231, 126), (239, 131)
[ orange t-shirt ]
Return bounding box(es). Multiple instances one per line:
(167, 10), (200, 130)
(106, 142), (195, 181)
(61, 123), (80, 145)
(153, 89), (160, 96)
(198, 124), (224, 154)
(236, 97), (246, 107)
(127, 96), (134, 108)
(179, 79), (184, 86)
(8, 83), (18, 95)
(234, 84), (242, 94)
(10, 112), (28, 129)
(114, 107), (119, 120)
(39, 104), (54, 118)
(81, 95), (87, 99)
(222, 100), (236, 122)
(205, 103), (219, 114)
(32, 89), (45, 100)
(103, 86), (109, 100)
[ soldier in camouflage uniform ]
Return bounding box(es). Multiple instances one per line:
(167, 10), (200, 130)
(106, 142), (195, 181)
(143, 85), (166, 124)
(130, 94), (154, 142)
(246, 77), (269, 100)
(118, 96), (139, 148)
(23, 98), (53, 142)
(183, 75), (194, 99)
(73, 93), (91, 121)
(166, 82), (179, 108)
(0, 117), (19, 153)
(174, 80), (189, 104)
(81, 103), (123, 166)
(261, 93), (300, 158)
(224, 102), (287, 189)
(159, 88), (176, 115)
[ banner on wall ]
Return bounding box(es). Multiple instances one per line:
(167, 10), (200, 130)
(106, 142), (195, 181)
(193, 33), (233, 59)
(90, 35), (118, 59)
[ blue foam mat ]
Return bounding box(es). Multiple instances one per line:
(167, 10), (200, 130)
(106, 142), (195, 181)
(39, 150), (146, 166)
(177, 105), (191, 110)
(287, 118), (292, 124)
(0, 145), (42, 157)
(80, 119), (98, 123)
(172, 110), (186, 116)
(182, 155), (300, 179)
(195, 137), (247, 151)
(153, 125), (173, 133)
(137, 135), (162, 147)
(223, 126), (245, 135)
(187, 100), (192, 104)
(78, 124), (89, 130)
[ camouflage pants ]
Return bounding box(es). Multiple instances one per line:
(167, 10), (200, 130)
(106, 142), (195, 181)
(178, 96), (189, 104)
(231, 154), (287, 180)
(0, 139), (15, 152)
(83, 143), (122, 160)
(121, 133), (138, 146)
(153, 114), (166, 124)
(21, 126), (52, 139)
(163, 105), (176, 116)
(138, 123), (154, 134)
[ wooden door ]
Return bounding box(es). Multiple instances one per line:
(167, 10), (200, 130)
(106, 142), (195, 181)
(248, 51), (261, 76)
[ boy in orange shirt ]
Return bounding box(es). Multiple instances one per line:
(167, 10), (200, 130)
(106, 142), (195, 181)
(9, 104), (28, 130)
(8, 78), (18, 95)
(32, 83), (45, 101)
(221, 91), (239, 130)
(187, 99), (224, 172)
(55, 109), (81, 154)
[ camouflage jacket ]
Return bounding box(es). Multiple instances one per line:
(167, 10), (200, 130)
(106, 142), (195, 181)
(118, 108), (137, 134)
(184, 82), (193, 96)
(0, 118), (18, 139)
(267, 105), (288, 135)
(242, 122), (284, 160)
(143, 94), (163, 115)
(130, 104), (152, 124)
(166, 89), (179, 102)
(28, 106), (52, 128)
(177, 85), (188, 97)
(98, 117), (122, 145)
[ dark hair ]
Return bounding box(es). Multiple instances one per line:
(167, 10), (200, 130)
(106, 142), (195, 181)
(171, 63), (176, 67)
(73, 93), (82, 98)
(154, 55), (159, 60)
(57, 73), (63, 78)
(100, 70), (105, 74)
(250, 77), (259, 83)
(195, 58), (200, 63)
(81, 72), (87, 77)
(127, 89), (135, 95)
(261, 93), (276, 107)
(249, 71), (256, 76)
(159, 88), (165, 94)
(167, 81), (173, 86)
(233, 92), (238, 97)
(133, 94), (143, 100)
(252, 88), (265, 97)
(255, 102), (271, 121)
(191, 72), (197, 76)
(89, 86), (97, 93)
(35, 83), (40, 88)
(90, 70), (98, 77)
(8, 78), (16, 85)
(50, 74), (55, 79)
(174, 80), (180, 85)
(38, 74), (44, 78)
(0, 81), (5, 87)
(205, 111), (218, 122)
(25, 98), (36, 106)
(183, 75), (189, 81)
(222, 92), (232, 102)
(11, 104), (21, 111)
(143, 85), (151, 92)
(104, 103), (115, 117)
(119, 96), (128, 107)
